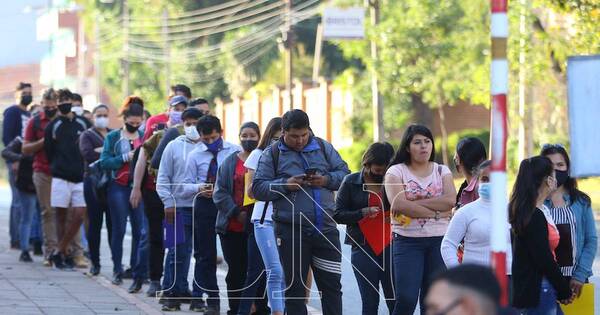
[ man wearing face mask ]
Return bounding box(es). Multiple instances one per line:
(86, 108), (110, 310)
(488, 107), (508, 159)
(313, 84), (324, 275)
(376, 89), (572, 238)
(142, 85), (191, 142)
(3, 82), (33, 249)
(155, 108), (205, 310)
(182, 115), (241, 314)
(23, 88), (60, 266)
(44, 88), (91, 269)
(71, 93), (85, 116)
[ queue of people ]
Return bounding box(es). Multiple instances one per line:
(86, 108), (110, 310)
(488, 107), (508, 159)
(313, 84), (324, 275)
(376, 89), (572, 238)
(2, 81), (597, 315)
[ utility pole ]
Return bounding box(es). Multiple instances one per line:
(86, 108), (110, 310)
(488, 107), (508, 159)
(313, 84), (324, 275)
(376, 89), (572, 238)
(122, 0), (130, 97)
(312, 23), (323, 86)
(162, 8), (171, 98)
(284, 0), (294, 110)
(94, 16), (101, 103)
(369, 0), (384, 142)
(518, 0), (532, 161)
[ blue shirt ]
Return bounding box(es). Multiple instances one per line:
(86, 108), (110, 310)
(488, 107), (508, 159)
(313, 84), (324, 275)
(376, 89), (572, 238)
(2, 105), (30, 146)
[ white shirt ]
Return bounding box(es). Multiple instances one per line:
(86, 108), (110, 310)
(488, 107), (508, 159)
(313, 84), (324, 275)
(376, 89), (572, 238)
(441, 198), (512, 274)
(182, 140), (241, 198)
(244, 149), (274, 222)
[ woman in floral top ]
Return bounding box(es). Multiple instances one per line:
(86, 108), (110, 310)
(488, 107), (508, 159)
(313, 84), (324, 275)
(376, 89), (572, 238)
(384, 124), (456, 315)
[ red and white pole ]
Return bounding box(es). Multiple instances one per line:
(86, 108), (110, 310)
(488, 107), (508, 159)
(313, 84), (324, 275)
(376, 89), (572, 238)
(490, 0), (509, 306)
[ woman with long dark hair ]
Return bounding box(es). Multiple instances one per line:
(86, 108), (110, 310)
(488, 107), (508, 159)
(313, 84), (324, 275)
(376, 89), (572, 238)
(213, 121), (269, 315)
(100, 97), (148, 292)
(334, 142), (395, 315)
(509, 156), (573, 313)
(454, 137), (487, 208)
(541, 144), (597, 299)
(384, 124), (456, 315)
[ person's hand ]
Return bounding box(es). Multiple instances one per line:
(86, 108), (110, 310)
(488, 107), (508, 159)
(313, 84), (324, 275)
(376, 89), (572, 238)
(361, 206), (380, 218)
(306, 174), (328, 188)
(570, 279), (584, 298)
(129, 187), (142, 208)
(285, 175), (306, 191)
(199, 184), (213, 198)
(236, 211), (248, 224)
(11, 162), (19, 172)
(127, 151), (135, 160)
(164, 207), (175, 224)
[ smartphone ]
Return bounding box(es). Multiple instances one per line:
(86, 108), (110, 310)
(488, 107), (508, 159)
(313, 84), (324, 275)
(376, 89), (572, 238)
(305, 168), (318, 176)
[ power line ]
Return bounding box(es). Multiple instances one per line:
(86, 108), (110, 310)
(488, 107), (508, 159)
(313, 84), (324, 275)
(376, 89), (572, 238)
(127, 0), (251, 22)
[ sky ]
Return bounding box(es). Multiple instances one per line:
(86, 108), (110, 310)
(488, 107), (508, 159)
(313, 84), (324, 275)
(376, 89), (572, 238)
(0, 0), (49, 68)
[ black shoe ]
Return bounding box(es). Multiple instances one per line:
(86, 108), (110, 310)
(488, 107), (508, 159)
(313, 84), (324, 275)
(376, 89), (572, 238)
(33, 242), (43, 256)
(112, 273), (123, 285)
(189, 300), (208, 313)
(50, 252), (67, 269)
(161, 298), (181, 312)
(146, 281), (161, 297)
(89, 264), (100, 276)
(64, 256), (75, 269)
(202, 305), (220, 315)
(121, 267), (133, 279)
(128, 278), (143, 293)
(19, 251), (33, 262)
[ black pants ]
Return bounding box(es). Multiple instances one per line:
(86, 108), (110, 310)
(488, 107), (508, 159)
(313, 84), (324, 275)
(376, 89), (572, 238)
(219, 231), (248, 315)
(275, 223), (343, 315)
(84, 176), (112, 267)
(142, 188), (165, 282)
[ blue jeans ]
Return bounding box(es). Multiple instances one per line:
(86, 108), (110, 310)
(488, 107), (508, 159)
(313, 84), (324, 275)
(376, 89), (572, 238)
(162, 208), (193, 296)
(237, 225), (269, 315)
(352, 244), (395, 315)
(84, 176), (111, 267)
(519, 279), (565, 315)
(7, 162), (21, 244)
(107, 181), (149, 279)
(253, 220), (285, 313)
(30, 201), (42, 242)
(17, 190), (38, 252)
(192, 197), (220, 307)
(391, 235), (446, 315)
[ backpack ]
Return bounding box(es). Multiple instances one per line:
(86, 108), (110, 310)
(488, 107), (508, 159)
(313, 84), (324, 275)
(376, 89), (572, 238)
(258, 137), (330, 224)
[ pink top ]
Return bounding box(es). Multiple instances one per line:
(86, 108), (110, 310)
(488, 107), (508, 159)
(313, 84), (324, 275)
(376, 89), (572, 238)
(539, 205), (560, 261)
(458, 177), (479, 207)
(386, 162), (452, 237)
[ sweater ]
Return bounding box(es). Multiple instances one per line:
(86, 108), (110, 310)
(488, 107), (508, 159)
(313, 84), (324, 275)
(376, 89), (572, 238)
(44, 114), (90, 183)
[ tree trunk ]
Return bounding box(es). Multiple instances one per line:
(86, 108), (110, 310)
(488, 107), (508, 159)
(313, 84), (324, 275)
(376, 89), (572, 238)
(438, 105), (449, 166)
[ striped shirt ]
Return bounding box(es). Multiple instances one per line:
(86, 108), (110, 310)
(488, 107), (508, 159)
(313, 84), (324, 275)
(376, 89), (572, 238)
(550, 205), (577, 277)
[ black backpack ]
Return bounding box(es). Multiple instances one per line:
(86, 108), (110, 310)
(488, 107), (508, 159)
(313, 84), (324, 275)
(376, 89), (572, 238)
(258, 137), (329, 224)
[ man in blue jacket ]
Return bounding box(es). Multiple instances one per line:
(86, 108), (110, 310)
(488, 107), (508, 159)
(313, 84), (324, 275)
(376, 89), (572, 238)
(252, 109), (350, 315)
(3, 82), (33, 249)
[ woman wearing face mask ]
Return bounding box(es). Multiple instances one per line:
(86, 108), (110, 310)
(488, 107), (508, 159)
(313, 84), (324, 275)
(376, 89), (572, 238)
(541, 144), (597, 300)
(213, 122), (269, 315)
(510, 156), (574, 313)
(334, 142), (395, 315)
(441, 160), (512, 270)
(99, 97), (149, 292)
(237, 118), (284, 315)
(79, 104), (112, 276)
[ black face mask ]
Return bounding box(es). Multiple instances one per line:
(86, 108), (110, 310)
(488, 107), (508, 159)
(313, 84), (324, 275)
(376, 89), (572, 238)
(241, 140), (259, 152)
(20, 95), (32, 106)
(58, 103), (72, 115)
(555, 169), (569, 187)
(125, 123), (139, 133)
(367, 169), (385, 183)
(44, 107), (57, 118)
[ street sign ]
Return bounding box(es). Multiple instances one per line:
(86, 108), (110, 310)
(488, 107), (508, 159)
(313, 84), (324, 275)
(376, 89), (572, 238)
(322, 7), (365, 40)
(567, 55), (600, 178)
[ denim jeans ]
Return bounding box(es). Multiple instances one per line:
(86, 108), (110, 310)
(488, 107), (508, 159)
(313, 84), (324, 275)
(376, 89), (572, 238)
(84, 176), (111, 267)
(236, 225), (270, 315)
(192, 197), (220, 307)
(352, 244), (395, 315)
(391, 234), (446, 315)
(162, 207), (193, 296)
(107, 181), (149, 280)
(142, 188), (165, 282)
(7, 161), (21, 244)
(253, 220), (286, 313)
(30, 200), (42, 242)
(518, 279), (565, 315)
(17, 190), (38, 252)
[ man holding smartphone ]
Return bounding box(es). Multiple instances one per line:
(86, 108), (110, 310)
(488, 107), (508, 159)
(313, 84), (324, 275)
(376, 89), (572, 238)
(252, 109), (350, 315)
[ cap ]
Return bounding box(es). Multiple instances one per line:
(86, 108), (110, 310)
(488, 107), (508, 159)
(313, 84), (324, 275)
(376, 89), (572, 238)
(169, 95), (188, 107)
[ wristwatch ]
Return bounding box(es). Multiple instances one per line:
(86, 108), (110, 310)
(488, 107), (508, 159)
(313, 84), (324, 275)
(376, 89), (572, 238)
(434, 211), (440, 221)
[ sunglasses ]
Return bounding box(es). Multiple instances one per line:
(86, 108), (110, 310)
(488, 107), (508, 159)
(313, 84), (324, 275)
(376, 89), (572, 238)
(542, 143), (565, 150)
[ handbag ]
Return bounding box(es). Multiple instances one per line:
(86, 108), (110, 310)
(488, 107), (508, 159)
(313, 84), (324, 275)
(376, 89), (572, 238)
(88, 160), (110, 191)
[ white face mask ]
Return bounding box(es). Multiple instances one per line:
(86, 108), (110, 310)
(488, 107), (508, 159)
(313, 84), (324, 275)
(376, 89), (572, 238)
(94, 117), (109, 129)
(185, 125), (200, 141)
(72, 106), (84, 116)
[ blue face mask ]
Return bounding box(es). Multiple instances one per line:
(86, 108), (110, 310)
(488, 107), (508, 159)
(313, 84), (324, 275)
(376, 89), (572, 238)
(478, 182), (491, 201)
(204, 137), (223, 153)
(169, 111), (183, 125)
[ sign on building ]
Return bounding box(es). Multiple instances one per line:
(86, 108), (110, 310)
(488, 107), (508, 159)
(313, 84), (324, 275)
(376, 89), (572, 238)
(567, 55), (600, 178)
(323, 7), (365, 40)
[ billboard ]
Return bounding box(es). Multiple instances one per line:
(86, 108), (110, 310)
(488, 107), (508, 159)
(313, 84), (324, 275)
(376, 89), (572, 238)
(323, 7), (365, 40)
